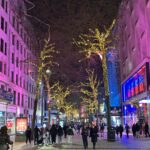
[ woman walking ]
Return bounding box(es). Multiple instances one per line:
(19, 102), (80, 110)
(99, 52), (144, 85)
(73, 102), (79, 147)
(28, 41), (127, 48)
(57, 125), (63, 144)
(90, 123), (98, 149)
(50, 125), (57, 144)
(81, 124), (89, 149)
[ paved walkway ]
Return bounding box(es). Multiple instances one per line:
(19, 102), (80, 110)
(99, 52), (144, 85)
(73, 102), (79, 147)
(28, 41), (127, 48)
(13, 133), (150, 150)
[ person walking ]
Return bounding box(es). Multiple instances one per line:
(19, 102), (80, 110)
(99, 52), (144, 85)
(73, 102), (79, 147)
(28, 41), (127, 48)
(116, 125), (119, 137)
(135, 122), (140, 138)
(132, 123), (136, 137)
(125, 124), (130, 138)
(34, 126), (40, 145)
(100, 123), (105, 137)
(0, 126), (13, 150)
(57, 125), (63, 144)
(50, 124), (57, 144)
(144, 122), (150, 137)
(25, 126), (32, 144)
(81, 124), (89, 149)
(63, 124), (68, 138)
(90, 123), (98, 149)
(119, 124), (123, 138)
(67, 126), (74, 144)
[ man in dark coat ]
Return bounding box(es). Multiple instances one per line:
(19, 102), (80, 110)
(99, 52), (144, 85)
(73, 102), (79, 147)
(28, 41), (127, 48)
(90, 124), (98, 149)
(132, 123), (136, 137)
(25, 126), (32, 144)
(34, 126), (40, 145)
(63, 124), (68, 138)
(50, 125), (57, 144)
(81, 124), (89, 149)
(119, 124), (123, 138)
(125, 124), (130, 138)
(145, 122), (150, 137)
(57, 125), (63, 143)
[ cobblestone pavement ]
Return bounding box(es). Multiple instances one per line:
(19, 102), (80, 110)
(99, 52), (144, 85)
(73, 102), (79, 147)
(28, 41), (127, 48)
(13, 133), (150, 150)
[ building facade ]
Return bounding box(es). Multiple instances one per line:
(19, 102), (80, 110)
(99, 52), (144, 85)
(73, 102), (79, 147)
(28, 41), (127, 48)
(0, 0), (39, 136)
(116, 0), (150, 126)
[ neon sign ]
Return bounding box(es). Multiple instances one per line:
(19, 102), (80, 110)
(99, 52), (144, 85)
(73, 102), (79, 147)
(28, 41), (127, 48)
(122, 63), (149, 101)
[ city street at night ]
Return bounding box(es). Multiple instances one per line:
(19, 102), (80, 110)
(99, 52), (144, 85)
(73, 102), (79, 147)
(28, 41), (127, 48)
(1, 0), (150, 150)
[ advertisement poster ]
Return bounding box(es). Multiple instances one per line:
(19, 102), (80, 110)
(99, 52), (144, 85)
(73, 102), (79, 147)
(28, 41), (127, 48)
(6, 112), (16, 135)
(16, 117), (27, 135)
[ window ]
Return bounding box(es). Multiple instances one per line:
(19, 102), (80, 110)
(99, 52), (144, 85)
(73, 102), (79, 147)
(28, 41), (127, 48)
(5, 22), (7, 33)
(12, 53), (14, 64)
(0, 38), (4, 52)
(1, 0), (4, 8)
(12, 16), (15, 28)
(11, 71), (14, 82)
(4, 63), (6, 75)
(16, 74), (18, 85)
(5, 1), (7, 12)
(16, 57), (19, 67)
(20, 77), (22, 87)
(13, 91), (16, 104)
(20, 45), (22, 54)
(18, 93), (20, 106)
(16, 40), (19, 50)
(28, 97), (30, 108)
(12, 34), (15, 45)
(1, 17), (4, 30)
(0, 61), (2, 72)
(4, 42), (7, 55)
(22, 94), (24, 107)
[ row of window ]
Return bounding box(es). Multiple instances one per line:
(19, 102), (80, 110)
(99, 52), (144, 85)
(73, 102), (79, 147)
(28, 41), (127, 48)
(13, 90), (34, 109)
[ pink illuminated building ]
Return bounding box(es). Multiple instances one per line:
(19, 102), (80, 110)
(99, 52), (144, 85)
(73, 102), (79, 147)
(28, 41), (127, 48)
(0, 0), (39, 135)
(116, 0), (150, 125)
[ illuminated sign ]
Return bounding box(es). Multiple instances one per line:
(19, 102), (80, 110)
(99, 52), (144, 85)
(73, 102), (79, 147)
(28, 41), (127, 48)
(16, 117), (27, 134)
(122, 63), (149, 101)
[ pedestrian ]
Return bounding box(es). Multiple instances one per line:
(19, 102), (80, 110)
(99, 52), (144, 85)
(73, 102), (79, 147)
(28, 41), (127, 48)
(119, 124), (123, 138)
(77, 124), (81, 135)
(45, 127), (50, 145)
(81, 124), (89, 149)
(135, 122), (140, 138)
(125, 124), (130, 138)
(57, 125), (63, 144)
(90, 123), (98, 149)
(144, 122), (150, 137)
(116, 125), (119, 137)
(132, 123), (136, 137)
(0, 126), (13, 150)
(34, 126), (40, 145)
(67, 126), (74, 144)
(63, 124), (68, 138)
(25, 126), (32, 144)
(50, 124), (57, 144)
(100, 123), (105, 137)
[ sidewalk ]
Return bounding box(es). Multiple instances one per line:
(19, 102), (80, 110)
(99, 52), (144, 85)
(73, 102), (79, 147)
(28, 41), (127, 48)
(13, 142), (37, 150)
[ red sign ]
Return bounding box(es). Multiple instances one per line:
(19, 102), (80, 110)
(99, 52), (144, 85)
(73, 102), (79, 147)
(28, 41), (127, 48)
(16, 118), (27, 134)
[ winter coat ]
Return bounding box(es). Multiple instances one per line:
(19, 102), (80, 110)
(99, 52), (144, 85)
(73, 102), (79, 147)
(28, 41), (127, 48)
(0, 133), (13, 150)
(50, 125), (57, 136)
(90, 126), (98, 143)
(67, 128), (74, 136)
(81, 127), (89, 136)
(57, 126), (63, 136)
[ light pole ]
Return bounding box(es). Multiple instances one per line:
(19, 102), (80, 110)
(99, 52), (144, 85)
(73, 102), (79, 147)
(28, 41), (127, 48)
(45, 68), (52, 127)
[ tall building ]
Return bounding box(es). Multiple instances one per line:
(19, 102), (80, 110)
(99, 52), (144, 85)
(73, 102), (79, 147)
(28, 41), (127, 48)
(116, 0), (150, 126)
(0, 0), (38, 136)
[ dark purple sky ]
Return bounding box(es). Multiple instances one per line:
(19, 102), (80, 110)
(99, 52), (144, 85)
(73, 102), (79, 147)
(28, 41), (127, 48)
(27, 0), (121, 86)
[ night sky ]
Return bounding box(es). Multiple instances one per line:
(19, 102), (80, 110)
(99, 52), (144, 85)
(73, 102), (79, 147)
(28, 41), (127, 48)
(27, 0), (121, 87)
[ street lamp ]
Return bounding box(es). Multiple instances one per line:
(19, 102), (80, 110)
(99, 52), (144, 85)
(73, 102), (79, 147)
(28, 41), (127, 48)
(45, 68), (52, 127)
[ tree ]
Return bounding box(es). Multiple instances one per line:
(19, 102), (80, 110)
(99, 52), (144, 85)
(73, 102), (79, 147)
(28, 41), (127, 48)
(24, 38), (58, 137)
(80, 70), (99, 120)
(74, 20), (116, 140)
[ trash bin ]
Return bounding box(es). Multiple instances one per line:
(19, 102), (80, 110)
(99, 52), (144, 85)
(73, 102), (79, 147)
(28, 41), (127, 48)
(107, 127), (116, 141)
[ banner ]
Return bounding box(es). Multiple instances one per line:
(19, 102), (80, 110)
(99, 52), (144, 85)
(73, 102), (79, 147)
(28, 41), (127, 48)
(16, 117), (27, 135)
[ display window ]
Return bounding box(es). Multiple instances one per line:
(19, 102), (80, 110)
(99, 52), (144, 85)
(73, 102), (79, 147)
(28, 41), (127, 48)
(0, 111), (5, 128)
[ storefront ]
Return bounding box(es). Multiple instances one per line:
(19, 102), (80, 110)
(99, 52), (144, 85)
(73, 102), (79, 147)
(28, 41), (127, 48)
(122, 62), (150, 126)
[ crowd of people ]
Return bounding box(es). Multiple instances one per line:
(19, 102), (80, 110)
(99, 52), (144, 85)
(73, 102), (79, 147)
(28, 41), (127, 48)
(0, 121), (150, 150)
(115, 122), (150, 138)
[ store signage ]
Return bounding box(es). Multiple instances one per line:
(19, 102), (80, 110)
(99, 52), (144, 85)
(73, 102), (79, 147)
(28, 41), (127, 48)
(16, 117), (27, 134)
(122, 63), (149, 101)
(0, 89), (14, 102)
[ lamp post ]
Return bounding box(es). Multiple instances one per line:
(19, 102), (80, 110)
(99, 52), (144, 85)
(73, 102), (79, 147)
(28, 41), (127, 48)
(45, 69), (52, 127)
